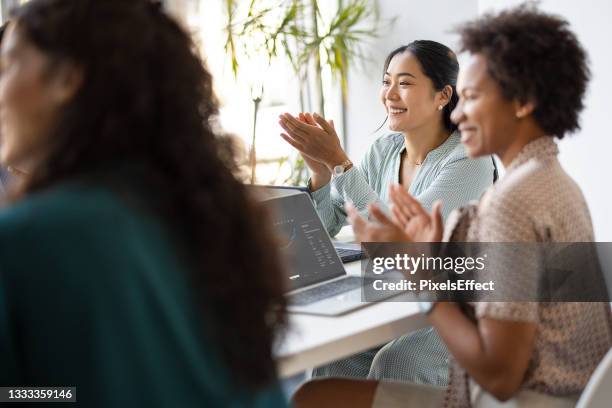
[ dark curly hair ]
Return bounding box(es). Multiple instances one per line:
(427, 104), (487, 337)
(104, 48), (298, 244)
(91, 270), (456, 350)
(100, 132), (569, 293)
(10, 0), (287, 390)
(455, 3), (590, 139)
(383, 40), (460, 133)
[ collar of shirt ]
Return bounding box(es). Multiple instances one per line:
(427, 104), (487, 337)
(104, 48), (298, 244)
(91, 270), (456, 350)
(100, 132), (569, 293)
(505, 136), (559, 174)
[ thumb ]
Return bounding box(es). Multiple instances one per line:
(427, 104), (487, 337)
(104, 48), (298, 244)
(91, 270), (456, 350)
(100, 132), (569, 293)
(328, 119), (335, 129)
(431, 201), (443, 238)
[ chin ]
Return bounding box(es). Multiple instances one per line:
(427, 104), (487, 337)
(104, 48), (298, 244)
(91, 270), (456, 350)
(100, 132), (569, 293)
(387, 123), (400, 132)
(464, 144), (486, 158)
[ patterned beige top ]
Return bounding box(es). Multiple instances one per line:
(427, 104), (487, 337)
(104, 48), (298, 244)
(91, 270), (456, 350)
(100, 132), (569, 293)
(442, 136), (612, 407)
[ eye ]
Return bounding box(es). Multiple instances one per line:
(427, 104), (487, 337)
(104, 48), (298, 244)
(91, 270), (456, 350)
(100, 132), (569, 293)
(399, 82), (412, 86)
(382, 79), (390, 86)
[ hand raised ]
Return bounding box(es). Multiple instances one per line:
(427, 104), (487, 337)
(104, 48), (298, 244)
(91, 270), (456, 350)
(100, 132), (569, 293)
(346, 202), (412, 243)
(293, 113), (330, 177)
(388, 184), (443, 243)
(278, 112), (347, 170)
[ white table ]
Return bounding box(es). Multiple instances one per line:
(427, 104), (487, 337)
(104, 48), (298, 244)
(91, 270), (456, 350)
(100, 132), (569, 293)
(276, 227), (430, 378)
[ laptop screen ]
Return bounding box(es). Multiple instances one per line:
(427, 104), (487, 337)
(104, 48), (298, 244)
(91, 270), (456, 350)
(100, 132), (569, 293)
(262, 192), (346, 291)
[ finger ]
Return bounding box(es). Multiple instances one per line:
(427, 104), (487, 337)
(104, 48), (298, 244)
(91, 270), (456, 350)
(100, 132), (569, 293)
(282, 113), (312, 132)
(391, 204), (409, 227)
(391, 184), (424, 217)
(328, 119), (335, 130)
(389, 185), (415, 221)
(431, 200), (444, 239)
(369, 204), (395, 227)
(345, 202), (357, 219)
(279, 133), (305, 151)
(279, 115), (304, 134)
(278, 119), (307, 142)
(304, 112), (318, 126)
(298, 112), (308, 123)
(312, 113), (336, 135)
(346, 204), (369, 239)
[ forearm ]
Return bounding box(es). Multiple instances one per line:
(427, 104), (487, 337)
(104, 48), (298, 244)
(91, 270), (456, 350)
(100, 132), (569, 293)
(429, 303), (488, 373)
(428, 303), (529, 399)
(312, 166), (385, 237)
(310, 172), (331, 192)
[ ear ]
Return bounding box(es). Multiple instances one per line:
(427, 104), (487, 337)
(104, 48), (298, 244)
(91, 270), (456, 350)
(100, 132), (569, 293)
(49, 62), (84, 105)
(435, 85), (453, 109)
(513, 99), (536, 119)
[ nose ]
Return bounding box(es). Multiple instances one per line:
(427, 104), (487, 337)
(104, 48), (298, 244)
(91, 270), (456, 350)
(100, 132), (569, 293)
(384, 84), (399, 101)
(450, 99), (465, 125)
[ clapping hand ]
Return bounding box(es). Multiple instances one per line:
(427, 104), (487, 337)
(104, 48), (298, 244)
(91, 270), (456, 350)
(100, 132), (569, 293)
(346, 202), (412, 243)
(388, 184), (443, 243)
(278, 112), (348, 173)
(346, 184), (444, 243)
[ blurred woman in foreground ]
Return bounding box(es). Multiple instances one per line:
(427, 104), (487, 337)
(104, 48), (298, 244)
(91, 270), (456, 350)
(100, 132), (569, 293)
(0, 1), (288, 407)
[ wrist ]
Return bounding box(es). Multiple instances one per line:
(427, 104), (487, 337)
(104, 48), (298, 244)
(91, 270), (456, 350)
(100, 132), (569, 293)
(418, 301), (439, 315)
(325, 151), (350, 171)
(310, 172), (331, 192)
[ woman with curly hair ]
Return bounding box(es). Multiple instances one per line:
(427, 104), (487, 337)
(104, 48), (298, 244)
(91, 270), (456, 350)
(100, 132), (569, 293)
(0, 1), (288, 407)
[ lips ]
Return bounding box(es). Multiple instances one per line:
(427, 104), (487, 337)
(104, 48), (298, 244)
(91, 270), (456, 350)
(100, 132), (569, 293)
(388, 106), (407, 114)
(460, 128), (477, 144)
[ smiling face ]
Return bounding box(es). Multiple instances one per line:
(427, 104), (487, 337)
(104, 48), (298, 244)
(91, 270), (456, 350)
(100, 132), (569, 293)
(451, 53), (518, 159)
(380, 51), (445, 133)
(0, 23), (76, 171)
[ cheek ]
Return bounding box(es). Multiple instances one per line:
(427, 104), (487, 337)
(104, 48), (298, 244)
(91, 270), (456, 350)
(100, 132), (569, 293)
(0, 70), (54, 165)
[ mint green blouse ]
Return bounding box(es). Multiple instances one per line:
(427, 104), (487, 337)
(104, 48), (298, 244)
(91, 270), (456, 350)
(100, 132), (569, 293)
(312, 132), (495, 237)
(310, 132), (495, 384)
(0, 183), (287, 408)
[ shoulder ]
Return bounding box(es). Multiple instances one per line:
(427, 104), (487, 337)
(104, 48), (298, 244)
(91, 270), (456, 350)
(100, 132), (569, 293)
(441, 133), (492, 169)
(359, 132), (403, 172)
(435, 135), (495, 182)
(490, 158), (563, 207)
(0, 183), (140, 261)
(0, 184), (123, 232)
(367, 132), (403, 156)
(479, 158), (592, 240)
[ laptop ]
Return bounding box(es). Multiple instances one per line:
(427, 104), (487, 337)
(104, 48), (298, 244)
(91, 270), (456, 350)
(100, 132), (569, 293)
(260, 191), (400, 316)
(251, 185), (365, 263)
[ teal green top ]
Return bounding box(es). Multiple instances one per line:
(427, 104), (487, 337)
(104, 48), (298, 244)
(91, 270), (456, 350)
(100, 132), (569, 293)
(0, 183), (287, 408)
(312, 132), (495, 237)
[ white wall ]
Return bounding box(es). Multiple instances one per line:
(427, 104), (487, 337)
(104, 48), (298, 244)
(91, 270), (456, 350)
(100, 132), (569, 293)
(478, 0), (612, 240)
(344, 0), (479, 160)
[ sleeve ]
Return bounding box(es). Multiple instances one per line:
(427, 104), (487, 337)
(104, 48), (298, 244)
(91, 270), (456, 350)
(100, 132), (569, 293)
(311, 140), (390, 237)
(473, 192), (540, 323)
(413, 155), (493, 221)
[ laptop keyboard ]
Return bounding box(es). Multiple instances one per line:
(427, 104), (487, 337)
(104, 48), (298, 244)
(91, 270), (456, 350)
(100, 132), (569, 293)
(335, 247), (365, 263)
(289, 276), (366, 306)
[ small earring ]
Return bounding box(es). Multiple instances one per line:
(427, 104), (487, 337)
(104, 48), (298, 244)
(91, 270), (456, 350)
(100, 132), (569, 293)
(438, 105), (443, 111)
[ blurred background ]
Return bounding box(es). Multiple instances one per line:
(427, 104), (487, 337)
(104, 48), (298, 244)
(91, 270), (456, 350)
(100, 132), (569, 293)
(2, 0), (611, 241)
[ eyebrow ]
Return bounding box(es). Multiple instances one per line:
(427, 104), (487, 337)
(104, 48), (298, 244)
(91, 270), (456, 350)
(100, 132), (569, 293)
(459, 86), (480, 96)
(384, 71), (417, 79)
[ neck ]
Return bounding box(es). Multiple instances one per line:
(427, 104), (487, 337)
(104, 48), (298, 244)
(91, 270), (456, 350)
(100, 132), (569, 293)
(498, 120), (548, 167)
(402, 119), (450, 164)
